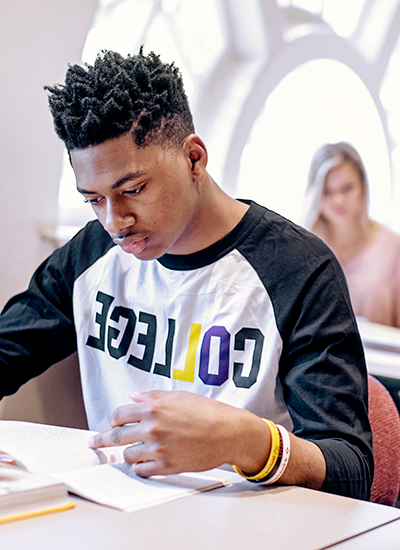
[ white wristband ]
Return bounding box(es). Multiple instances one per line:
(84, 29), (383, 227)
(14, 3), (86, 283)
(260, 424), (291, 485)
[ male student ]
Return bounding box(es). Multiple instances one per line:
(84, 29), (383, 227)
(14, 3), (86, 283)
(0, 49), (373, 499)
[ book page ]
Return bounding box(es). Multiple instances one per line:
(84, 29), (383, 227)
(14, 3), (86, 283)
(0, 421), (127, 475)
(0, 421), (229, 514)
(53, 461), (228, 512)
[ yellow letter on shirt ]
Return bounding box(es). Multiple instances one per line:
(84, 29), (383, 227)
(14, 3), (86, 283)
(173, 323), (202, 382)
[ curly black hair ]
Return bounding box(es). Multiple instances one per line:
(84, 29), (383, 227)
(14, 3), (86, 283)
(44, 48), (195, 151)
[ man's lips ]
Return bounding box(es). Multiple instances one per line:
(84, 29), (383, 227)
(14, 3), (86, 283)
(113, 234), (149, 254)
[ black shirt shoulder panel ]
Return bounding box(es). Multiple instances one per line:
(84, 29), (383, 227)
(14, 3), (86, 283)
(57, 219), (116, 286)
(0, 221), (115, 394)
(237, 205), (373, 499)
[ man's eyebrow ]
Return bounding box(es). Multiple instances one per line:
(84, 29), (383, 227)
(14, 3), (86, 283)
(112, 172), (146, 189)
(77, 171), (146, 194)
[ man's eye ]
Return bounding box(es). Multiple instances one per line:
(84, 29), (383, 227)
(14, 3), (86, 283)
(83, 197), (101, 206)
(124, 184), (146, 196)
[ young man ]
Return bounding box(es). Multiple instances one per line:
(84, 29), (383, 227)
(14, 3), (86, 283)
(0, 50), (373, 499)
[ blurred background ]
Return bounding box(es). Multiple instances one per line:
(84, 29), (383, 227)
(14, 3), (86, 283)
(1, 0), (400, 424)
(2, 0), (400, 308)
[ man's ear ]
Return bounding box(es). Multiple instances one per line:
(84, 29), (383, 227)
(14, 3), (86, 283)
(183, 134), (208, 181)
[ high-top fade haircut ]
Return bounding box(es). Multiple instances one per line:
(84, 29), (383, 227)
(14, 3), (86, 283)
(44, 48), (195, 152)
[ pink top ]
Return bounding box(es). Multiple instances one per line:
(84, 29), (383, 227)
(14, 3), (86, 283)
(340, 225), (400, 328)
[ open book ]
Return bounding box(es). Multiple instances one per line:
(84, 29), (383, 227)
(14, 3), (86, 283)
(0, 421), (228, 515)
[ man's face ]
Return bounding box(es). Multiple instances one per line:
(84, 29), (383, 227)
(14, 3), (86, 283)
(70, 132), (203, 260)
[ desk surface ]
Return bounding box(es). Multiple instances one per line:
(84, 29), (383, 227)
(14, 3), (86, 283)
(333, 519), (400, 550)
(1, 475), (400, 550)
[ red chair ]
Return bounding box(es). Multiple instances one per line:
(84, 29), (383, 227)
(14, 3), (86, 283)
(368, 375), (400, 506)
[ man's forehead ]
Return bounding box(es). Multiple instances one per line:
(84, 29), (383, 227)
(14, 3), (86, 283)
(70, 135), (178, 190)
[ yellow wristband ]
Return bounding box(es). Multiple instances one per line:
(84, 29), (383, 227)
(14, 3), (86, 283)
(233, 419), (281, 481)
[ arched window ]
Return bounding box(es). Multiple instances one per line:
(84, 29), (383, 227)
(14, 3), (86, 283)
(237, 59), (391, 225)
(57, 0), (400, 236)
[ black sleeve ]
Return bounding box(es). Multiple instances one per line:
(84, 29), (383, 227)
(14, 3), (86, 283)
(0, 220), (114, 398)
(239, 211), (374, 500)
(279, 255), (373, 500)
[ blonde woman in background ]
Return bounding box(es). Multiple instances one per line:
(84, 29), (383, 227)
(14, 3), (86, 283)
(302, 142), (400, 328)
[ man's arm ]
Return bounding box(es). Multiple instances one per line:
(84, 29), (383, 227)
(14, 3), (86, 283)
(0, 219), (113, 398)
(0, 256), (76, 396)
(89, 389), (326, 489)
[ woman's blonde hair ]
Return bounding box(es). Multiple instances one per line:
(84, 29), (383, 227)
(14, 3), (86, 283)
(301, 142), (369, 231)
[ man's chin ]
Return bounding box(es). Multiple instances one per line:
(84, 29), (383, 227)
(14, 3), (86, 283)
(118, 242), (163, 261)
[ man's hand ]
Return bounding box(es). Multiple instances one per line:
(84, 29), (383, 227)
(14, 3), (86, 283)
(89, 390), (270, 478)
(89, 390), (326, 489)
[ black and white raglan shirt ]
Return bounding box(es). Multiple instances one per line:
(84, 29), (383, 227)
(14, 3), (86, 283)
(0, 201), (373, 499)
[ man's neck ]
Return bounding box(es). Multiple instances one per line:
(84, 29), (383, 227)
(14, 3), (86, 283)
(168, 175), (249, 255)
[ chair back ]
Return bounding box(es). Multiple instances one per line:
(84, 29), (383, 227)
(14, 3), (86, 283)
(368, 375), (400, 506)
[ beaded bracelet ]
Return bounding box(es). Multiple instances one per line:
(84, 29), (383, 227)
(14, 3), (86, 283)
(233, 419), (281, 481)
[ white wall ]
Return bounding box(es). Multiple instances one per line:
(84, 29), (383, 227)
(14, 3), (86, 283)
(0, 0), (98, 310)
(0, 0), (98, 426)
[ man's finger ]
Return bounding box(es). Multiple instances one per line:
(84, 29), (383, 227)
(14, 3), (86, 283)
(89, 424), (142, 449)
(110, 403), (142, 427)
(133, 460), (165, 478)
(129, 390), (169, 403)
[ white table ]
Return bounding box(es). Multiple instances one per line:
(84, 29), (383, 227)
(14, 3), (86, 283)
(1, 476), (400, 550)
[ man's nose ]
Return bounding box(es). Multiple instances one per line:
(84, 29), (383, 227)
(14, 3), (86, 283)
(103, 200), (135, 234)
